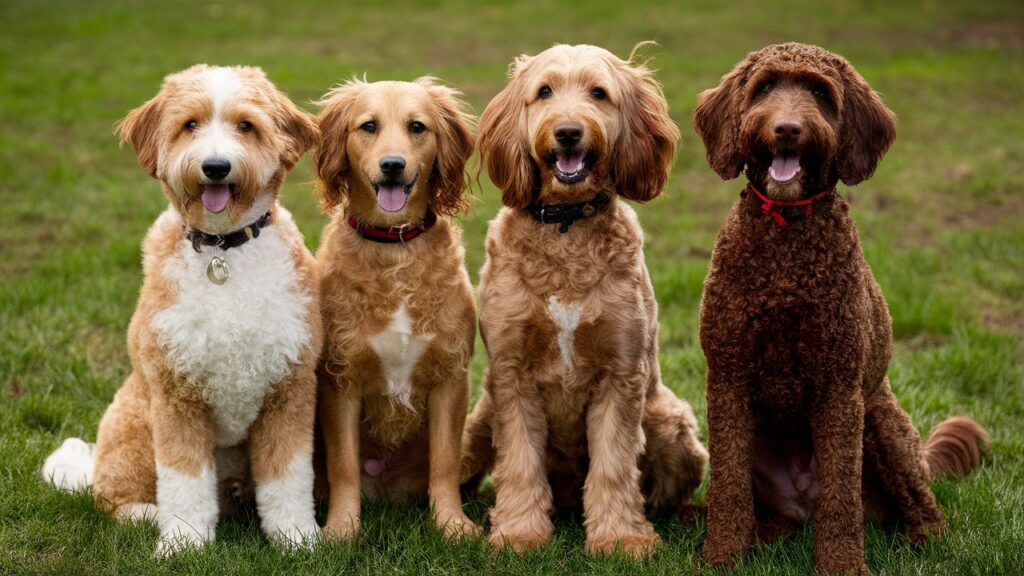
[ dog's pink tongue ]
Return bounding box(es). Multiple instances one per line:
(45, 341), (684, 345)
(201, 184), (231, 213)
(376, 185), (408, 212)
(769, 153), (802, 182)
(556, 153), (584, 174)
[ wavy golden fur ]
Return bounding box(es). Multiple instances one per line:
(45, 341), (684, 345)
(312, 78), (480, 541)
(460, 44), (707, 558)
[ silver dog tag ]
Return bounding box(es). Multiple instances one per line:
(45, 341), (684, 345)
(207, 256), (229, 285)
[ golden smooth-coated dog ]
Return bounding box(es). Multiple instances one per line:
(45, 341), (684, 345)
(41, 64), (322, 555)
(693, 43), (988, 574)
(460, 44), (708, 557)
(312, 78), (479, 540)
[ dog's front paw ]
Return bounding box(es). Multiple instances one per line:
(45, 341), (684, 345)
(585, 526), (661, 559)
(436, 511), (482, 541)
(702, 535), (750, 569)
(815, 557), (872, 576)
(488, 520), (553, 554)
(154, 531), (210, 558)
(322, 516), (360, 542)
(266, 518), (321, 550)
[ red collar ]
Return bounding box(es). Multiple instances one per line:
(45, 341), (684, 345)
(346, 210), (437, 245)
(748, 183), (834, 228)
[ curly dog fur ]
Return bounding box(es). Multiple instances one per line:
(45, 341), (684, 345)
(460, 44), (707, 558)
(311, 78), (480, 541)
(693, 43), (988, 575)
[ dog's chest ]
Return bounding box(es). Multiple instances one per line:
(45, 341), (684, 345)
(368, 304), (434, 409)
(152, 227), (311, 447)
(546, 296), (583, 371)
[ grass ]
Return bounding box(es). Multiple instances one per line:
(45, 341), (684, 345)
(2, 0), (1023, 574)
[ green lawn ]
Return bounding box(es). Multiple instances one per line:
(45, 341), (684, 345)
(2, 1), (1023, 574)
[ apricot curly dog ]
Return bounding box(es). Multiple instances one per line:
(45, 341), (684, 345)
(693, 43), (988, 575)
(460, 44), (707, 558)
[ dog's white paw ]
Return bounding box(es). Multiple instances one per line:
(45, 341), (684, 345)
(267, 518), (321, 550)
(41, 438), (95, 491)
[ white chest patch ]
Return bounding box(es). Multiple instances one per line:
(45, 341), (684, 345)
(547, 296), (582, 370)
(368, 304), (434, 410)
(152, 210), (312, 447)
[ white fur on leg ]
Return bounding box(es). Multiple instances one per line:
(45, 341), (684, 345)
(255, 452), (319, 548)
(41, 438), (95, 491)
(155, 463), (218, 557)
(117, 503), (159, 524)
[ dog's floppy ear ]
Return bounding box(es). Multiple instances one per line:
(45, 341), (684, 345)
(693, 61), (749, 181)
(613, 56), (680, 202)
(835, 59), (896, 185)
(314, 82), (362, 211)
(478, 55), (536, 209)
(268, 87), (319, 171)
(117, 92), (165, 179)
(420, 78), (476, 216)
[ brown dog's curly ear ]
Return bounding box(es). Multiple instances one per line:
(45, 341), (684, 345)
(613, 59), (680, 202)
(693, 63), (748, 181)
(117, 93), (165, 179)
(836, 61), (896, 185)
(314, 82), (362, 211)
(478, 55), (536, 209)
(420, 78), (476, 216)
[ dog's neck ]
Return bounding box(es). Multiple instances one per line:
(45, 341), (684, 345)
(525, 190), (613, 234)
(743, 182), (835, 229)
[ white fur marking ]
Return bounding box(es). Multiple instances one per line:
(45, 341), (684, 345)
(117, 503), (159, 524)
(152, 207), (312, 447)
(41, 437), (94, 491)
(547, 296), (582, 370)
(368, 303), (433, 410)
(255, 452), (320, 548)
(155, 462), (217, 556)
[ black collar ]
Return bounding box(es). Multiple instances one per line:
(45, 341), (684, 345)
(347, 209), (437, 245)
(526, 192), (611, 233)
(185, 211), (272, 253)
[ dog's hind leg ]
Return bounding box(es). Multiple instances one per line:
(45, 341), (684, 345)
(640, 383), (708, 515)
(92, 371), (158, 523)
(460, 382), (495, 490)
(863, 377), (945, 542)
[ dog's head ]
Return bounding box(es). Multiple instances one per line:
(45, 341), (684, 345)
(694, 42), (896, 200)
(313, 78), (475, 226)
(117, 64), (318, 233)
(479, 43), (680, 208)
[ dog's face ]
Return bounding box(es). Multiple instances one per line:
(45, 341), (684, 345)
(694, 42), (897, 199)
(479, 44), (680, 208)
(117, 65), (318, 233)
(314, 79), (475, 226)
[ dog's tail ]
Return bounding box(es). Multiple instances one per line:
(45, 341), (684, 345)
(922, 416), (989, 479)
(42, 437), (96, 492)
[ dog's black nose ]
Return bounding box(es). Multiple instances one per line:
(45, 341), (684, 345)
(379, 156), (406, 175)
(201, 158), (231, 181)
(554, 122), (583, 147)
(774, 120), (802, 141)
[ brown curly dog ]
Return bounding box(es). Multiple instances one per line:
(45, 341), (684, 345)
(459, 44), (708, 558)
(693, 43), (988, 575)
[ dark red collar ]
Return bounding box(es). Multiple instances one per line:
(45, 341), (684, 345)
(346, 210), (437, 245)
(748, 183), (834, 228)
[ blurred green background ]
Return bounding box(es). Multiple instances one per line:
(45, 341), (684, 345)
(1, 1), (1022, 574)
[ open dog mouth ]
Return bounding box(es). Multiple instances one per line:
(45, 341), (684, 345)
(373, 174), (418, 213)
(199, 183), (235, 214)
(550, 150), (592, 185)
(769, 150), (802, 183)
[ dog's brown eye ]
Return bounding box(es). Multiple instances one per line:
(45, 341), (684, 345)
(409, 121), (426, 134)
(811, 85), (827, 98)
(538, 85), (553, 100)
(184, 120), (198, 131)
(238, 120), (253, 133)
(759, 81), (775, 94)
(590, 87), (607, 101)
(360, 121), (377, 134)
